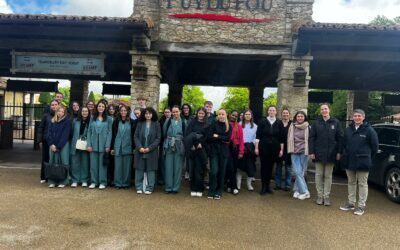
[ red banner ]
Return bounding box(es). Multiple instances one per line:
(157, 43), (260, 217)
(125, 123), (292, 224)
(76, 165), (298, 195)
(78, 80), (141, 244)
(169, 13), (275, 23)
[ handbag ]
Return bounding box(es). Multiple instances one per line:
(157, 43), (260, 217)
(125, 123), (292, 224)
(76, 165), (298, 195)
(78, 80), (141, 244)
(44, 153), (68, 182)
(76, 136), (87, 151)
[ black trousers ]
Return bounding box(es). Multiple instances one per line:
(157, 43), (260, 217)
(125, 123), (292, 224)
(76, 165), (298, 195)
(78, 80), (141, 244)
(259, 148), (280, 188)
(239, 152), (256, 178)
(189, 154), (205, 192)
(40, 141), (50, 180)
(226, 144), (239, 189)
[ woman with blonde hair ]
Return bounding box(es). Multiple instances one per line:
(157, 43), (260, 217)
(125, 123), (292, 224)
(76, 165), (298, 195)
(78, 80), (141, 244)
(46, 105), (71, 188)
(207, 109), (232, 199)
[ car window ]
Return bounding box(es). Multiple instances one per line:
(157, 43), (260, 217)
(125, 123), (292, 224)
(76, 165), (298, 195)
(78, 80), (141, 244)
(376, 128), (400, 146)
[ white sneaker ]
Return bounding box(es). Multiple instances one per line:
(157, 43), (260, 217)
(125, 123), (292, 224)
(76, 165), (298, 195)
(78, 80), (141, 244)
(247, 177), (254, 191)
(233, 189), (239, 195)
(40, 180), (46, 184)
(196, 192), (203, 197)
(71, 183), (78, 188)
(99, 184), (106, 190)
(293, 192), (300, 199)
(89, 184), (96, 189)
(57, 184), (65, 188)
(137, 190), (143, 194)
(298, 192), (311, 200)
(190, 192), (197, 197)
(48, 184), (55, 188)
(82, 182), (88, 187)
(144, 191), (152, 195)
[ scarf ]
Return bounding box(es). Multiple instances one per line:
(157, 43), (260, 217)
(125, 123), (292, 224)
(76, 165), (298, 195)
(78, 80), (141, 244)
(287, 122), (309, 155)
(267, 117), (276, 125)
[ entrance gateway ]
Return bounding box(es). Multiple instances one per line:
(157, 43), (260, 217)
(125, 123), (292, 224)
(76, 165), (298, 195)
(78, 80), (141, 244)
(132, 0), (314, 120)
(2, 0), (400, 122)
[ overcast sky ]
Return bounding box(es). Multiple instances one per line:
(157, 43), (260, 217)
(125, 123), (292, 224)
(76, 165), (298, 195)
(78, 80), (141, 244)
(1, 0), (399, 108)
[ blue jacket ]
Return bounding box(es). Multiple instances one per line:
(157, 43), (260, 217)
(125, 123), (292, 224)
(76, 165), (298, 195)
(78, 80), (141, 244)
(343, 122), (379, 171)
(87, 116), (113, 152)
(47, 117), (71, 150)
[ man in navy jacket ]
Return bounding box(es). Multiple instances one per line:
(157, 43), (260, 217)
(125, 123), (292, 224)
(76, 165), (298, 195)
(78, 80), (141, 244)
(340, 109), (378, 216)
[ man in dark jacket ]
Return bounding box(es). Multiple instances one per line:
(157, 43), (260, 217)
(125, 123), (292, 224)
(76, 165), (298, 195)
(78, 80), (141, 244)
(37, 99), (59, 183)
(309, 103), (344, 206)
(340, 109), (378, 216)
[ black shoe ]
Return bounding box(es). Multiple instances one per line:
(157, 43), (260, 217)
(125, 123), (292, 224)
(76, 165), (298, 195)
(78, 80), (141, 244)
(259, 183), (268, 195)
(274, 186), (281, 191)
(266, 188), (274, 194)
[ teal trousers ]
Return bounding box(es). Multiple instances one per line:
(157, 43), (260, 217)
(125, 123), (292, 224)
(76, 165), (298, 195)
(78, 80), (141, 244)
(48, 142), (70, 185)
(135, 166), (155, 192)
(70, 150), (90, 183)
(90, 152), (107, 186)
(164, 149), (183, 192)
(114, 154), (132, 187)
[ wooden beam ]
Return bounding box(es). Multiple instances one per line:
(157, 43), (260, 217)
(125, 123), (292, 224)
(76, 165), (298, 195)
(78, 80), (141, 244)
(0, 38), (131, 53)
(154, 42), (291, 56)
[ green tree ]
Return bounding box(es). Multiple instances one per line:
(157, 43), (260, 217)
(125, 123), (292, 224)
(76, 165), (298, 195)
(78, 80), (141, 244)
(88, 91), (96, 103)
(220, 87), (249, 113)
(370, 15), (400, 25)
(159, 96), (169, 112)
(58, 87), (70, 106)
(38, 92), (52, 105)
(182, 85), (207, 111)
(263, 92), (277, 112)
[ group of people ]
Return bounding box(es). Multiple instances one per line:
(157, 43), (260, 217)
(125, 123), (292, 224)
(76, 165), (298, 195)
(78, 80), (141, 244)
(37, 93), (378, 216)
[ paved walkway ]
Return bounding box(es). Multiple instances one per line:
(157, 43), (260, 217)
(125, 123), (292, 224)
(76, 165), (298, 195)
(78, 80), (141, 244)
(0, 143), (399, 249)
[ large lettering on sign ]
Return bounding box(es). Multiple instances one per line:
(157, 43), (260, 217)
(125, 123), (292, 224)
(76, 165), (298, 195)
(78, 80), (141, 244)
(166, 0), (273, 11)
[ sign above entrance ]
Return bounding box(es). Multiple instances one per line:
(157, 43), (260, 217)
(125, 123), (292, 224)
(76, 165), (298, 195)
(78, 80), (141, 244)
(169, 13), (275, 22)
(10, 51), (106, 77)
(166, 0), (273, 11)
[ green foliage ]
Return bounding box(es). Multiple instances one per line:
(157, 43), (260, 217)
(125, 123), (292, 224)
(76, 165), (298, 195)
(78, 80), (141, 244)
(307, 90), (347, 121)
(38, 92), (52, 105)
(220, 87), (249, 113)
(58, 87), (70, 106)
(88, 91), (96, 103)
(159, 96), (169, 112)
(368, 92), (393, 121)
(263, 92), (277, 112)
(182, 85), (207, 111)
(370, 15), (400, 25)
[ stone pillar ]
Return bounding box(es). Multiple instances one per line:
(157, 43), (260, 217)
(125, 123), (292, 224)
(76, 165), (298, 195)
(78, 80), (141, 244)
(130, 50), (161, 111)
(70, 79), (89, 105)
(168, 84), (183, 108)
(276, 55), (312, 116)
(346, 90), (369, 123)
(249, 86), (265, 123)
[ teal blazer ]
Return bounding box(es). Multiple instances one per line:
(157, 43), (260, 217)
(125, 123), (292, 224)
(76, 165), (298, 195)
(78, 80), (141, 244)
(70, 119), (89, 155)
(112, 120), (133, 156)
(87, 116), (113, 152)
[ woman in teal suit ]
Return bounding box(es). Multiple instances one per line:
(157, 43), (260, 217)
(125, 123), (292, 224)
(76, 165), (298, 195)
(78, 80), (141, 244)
(87, 101), (112, 190)
(110, 105), (136, 189)
(47, 106), (71, 188)
(163, 106), (186, 194)
(134, 107), (161, 194)
(70, 106), (91, 188)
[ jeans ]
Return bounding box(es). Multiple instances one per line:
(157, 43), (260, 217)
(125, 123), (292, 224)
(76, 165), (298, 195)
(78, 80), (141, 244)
(346, 170), (369, 207)
(291, 154), (309, 194)
(275, 161), (291, 188)
(315, 162), (334, 198)
(208, 154), (228, 197)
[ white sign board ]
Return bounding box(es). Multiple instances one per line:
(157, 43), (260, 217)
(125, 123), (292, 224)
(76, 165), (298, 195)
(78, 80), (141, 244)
(11, 51), (106, 77)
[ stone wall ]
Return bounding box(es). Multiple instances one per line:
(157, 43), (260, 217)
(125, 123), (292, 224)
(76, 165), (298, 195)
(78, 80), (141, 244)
(130, 51), (161, 111)
(276, 55), (312, 115)
(133, 0), (314, 45)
